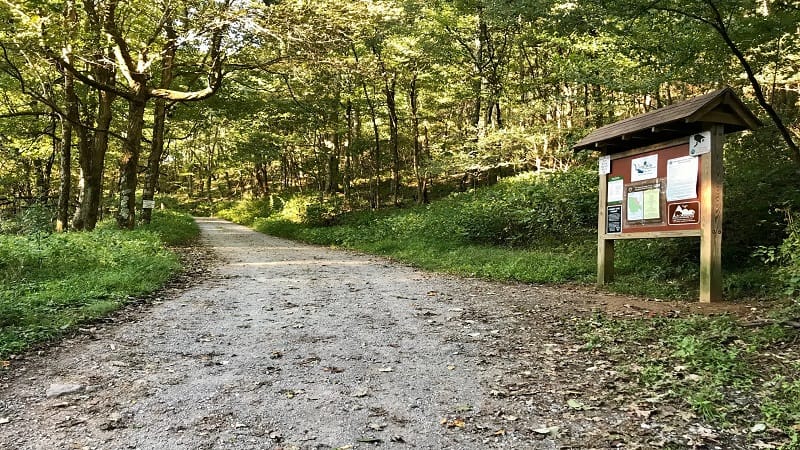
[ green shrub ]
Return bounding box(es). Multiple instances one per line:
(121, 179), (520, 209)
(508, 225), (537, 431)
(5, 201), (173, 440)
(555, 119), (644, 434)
(457, 169), (597, 247)
(215, 195), (284, 225)
(140, 210), (200, 246)
(0, 204), (54, 235)
(773, 212), (800, 299)
(301, 196), (346, 226)
(723, 132), (800, 264)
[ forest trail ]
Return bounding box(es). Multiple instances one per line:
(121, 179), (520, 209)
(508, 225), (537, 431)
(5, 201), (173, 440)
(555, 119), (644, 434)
(0, 218), (739, 449)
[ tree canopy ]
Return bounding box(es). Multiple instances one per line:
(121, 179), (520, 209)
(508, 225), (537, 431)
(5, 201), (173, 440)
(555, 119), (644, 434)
(0, 0), (798, 234)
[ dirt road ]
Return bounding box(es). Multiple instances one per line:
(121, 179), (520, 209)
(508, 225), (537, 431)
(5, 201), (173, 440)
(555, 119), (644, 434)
(0, 218), (733, 449)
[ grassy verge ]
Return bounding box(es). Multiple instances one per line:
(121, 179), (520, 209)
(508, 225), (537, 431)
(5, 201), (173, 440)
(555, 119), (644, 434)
(254, 204), (597, 285)
(250, 205), (776, 301)
(0, 210), (198, 359)
(578, 308), (800, 446)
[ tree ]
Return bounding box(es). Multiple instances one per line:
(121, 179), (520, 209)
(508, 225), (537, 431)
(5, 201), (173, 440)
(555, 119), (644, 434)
(597, 0), (800, 165)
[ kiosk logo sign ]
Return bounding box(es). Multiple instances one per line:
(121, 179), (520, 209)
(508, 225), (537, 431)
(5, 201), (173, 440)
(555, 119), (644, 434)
(668, 202), (700, 225)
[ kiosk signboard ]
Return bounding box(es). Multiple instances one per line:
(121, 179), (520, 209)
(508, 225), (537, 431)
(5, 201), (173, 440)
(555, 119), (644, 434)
(575, 88), (762, 302)
(603, 143), (701, 235)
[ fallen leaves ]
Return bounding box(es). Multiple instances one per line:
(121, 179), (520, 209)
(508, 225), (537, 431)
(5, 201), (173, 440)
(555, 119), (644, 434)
(368, 422), (387, 431)
(566, 399), (587, 410)
(279, 389), (305, 399)
(440, 417), (466, 429)
(533, 425), (560, 435)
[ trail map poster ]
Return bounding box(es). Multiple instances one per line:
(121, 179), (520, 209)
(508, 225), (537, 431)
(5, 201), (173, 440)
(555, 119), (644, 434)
(625, 182), (663, 225)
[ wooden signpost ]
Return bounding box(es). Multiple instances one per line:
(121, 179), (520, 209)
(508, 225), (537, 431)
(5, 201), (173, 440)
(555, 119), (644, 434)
(574, 88), (761, 302)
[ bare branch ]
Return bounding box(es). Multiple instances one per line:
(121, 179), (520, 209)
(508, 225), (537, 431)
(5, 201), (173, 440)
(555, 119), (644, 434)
(0, 111), (54, 119)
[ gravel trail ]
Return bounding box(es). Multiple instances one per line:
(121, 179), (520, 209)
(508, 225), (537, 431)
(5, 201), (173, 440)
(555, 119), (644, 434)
(0, 218), (741, 449)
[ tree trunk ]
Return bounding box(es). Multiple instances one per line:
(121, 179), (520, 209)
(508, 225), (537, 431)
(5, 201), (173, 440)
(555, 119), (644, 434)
(141, 98), (168, 224)
(116, 89), (148, 229)
(409, 74), (427, 205)
(141, 23), (177, 224)
(72, 56), (115, 231)
(206, 126), (218, 200)
(328, 131), (341, 194)
(366, 88), (381, 208)
(56, 113), (72, 232)
(385, 76), (400, 206)
(353, 43), (380, 208)
(372, 43), (400, 205)
(343, 99), (353, 199)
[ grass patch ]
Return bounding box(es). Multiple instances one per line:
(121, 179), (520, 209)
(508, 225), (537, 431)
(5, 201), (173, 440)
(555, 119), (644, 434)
(238, 172), (778, 300)
(254, 202), (597, 285)
(577, 306), (800, 445)
(140, 209), (200, 246)
(0, 210), (198, 359)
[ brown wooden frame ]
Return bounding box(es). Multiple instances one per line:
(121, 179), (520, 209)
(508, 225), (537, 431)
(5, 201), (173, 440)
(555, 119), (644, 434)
(581, 88), (760, 303)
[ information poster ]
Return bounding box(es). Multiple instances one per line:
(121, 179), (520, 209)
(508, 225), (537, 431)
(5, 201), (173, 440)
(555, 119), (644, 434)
(666, 156), (698, 201)
(643, 188), (661, 219)
(626, 182), (663, 224)
(606, 143), (702, 233)
(689, 131), (711, 156)
(627, 191), (644, 221)
(599, 155), (611, 175)
(607, 205), (622, 233)
(607, 176), (624, 205)
(631, 154), (658, 182)
(142, 200), (156, 209)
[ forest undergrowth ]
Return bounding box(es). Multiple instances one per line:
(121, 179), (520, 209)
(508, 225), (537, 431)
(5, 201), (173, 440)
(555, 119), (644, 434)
(0, 210), (198, 359)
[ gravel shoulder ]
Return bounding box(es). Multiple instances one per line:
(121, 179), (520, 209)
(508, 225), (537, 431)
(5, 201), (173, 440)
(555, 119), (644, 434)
(0, 218), (755, 449)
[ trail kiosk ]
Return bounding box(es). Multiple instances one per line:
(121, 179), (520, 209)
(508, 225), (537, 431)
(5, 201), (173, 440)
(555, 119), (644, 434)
(573, 88), (761, 302)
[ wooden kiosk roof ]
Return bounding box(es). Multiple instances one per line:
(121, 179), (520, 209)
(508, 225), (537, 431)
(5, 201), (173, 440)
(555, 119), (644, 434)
(573, 87), (761, 153)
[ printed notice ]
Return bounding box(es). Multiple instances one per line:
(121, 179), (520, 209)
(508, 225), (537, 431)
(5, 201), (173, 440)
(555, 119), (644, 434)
(643, 188), (661, 219)
(631, 154), (658, 182)
(689, 131), (711, 156)
(627, 191), (644, 221)
(599, 155), (611, 175)
(607, 176), (624, 205)
(607, 205), (622, 233)
(142, 200), (156, 209)
(666, 156), (698, 201)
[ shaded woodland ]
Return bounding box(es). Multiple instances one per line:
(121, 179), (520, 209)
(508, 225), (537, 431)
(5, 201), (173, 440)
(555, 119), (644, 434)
(0, 0), (798, 246)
